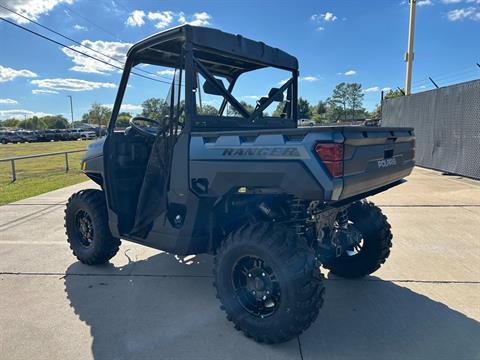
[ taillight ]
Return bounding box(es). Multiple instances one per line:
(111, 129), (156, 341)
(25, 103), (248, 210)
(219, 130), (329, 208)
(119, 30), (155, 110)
(315, 143), (344, 177)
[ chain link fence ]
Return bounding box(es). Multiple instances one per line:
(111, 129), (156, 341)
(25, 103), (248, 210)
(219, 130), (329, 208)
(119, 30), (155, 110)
(382, 79), (480, 179)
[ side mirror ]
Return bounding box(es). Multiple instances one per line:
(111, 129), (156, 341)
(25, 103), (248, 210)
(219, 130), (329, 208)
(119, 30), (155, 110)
(202, 78), (226, 96)
(268, 88), (284, 102)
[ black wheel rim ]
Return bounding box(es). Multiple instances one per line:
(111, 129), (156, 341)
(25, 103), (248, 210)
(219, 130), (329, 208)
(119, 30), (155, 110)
(75, 210), (94, 247)
(232, 255), (281, 318)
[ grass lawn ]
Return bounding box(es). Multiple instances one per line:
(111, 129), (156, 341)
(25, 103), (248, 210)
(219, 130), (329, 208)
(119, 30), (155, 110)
(0, 140), (93, 205)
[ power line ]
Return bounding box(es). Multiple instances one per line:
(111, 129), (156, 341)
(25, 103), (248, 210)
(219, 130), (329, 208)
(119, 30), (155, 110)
(59, 2), (121, 42)
(411, 66), (479, 87)
(415, 71), (478, 89)
(0, 3), (172, 81)
(0, 16), (173, 86)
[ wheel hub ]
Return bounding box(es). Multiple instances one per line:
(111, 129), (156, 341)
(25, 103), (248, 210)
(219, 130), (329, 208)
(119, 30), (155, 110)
(75, 210), (94, 247)
(232, 256), (280, 317)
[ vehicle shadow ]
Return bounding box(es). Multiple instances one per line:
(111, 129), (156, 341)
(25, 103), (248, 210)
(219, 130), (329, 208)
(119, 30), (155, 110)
(300, 273), (480, 360)
(63, 252), (298, 360)
(64, 253), (480, 360)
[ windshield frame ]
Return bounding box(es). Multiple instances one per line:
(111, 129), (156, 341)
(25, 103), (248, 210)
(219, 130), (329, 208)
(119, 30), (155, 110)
(108, 36), (298, 134)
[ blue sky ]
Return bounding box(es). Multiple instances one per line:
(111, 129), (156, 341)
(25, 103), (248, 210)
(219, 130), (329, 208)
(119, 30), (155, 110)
(0, 0), (479, 121)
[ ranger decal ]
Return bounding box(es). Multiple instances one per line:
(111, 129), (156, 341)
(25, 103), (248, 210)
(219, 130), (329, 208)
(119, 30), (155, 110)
(221, 147), (300, 157)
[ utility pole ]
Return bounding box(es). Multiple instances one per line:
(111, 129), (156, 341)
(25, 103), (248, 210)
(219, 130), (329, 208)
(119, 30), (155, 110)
(405, 0), (416, 96)
(67, 95), (74, 128)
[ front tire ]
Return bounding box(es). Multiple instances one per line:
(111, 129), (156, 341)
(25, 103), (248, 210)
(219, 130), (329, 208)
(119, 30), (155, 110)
(323, 201), (392, 278)
(65, 189), (120, 265)
(214, 222), (325, 343)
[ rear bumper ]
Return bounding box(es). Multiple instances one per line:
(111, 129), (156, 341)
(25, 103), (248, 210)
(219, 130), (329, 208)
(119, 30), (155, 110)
(339, 159), (415, 200)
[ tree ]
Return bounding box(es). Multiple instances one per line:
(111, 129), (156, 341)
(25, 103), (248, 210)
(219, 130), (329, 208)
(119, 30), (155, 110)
(297, 97), (311, 119)
(372, 104), (382, 119)
(116, 112), (132, 128)
(324, 99), (344, 122)
(20, 116), (46, 130)
(347, 83), (364, 118)
(1, 118), (21, 127)
(272, 101), (286, 117)
(384, 89), (404, 99)
(141, 98), (170, 120)
(313, 101), (326, 115)
(226, 101), (255, 117)
(330, 83), (349, 121)
(197, 104), (218, 115)
(41, 115), (69, 129)
(82, 102), (112, 126)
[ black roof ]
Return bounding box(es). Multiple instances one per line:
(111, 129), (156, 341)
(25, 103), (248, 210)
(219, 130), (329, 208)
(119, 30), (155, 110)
(128, 25), (298, 78)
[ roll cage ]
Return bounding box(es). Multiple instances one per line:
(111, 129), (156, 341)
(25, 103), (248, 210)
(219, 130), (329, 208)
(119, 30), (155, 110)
(108, 25), (299, 133)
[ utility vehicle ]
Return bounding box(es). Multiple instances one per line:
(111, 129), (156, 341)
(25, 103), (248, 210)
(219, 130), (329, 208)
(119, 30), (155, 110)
(65, 25), (415, 343)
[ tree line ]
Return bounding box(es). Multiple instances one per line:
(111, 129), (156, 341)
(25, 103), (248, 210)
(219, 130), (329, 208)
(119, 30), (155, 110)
(0, 84), (404, 129)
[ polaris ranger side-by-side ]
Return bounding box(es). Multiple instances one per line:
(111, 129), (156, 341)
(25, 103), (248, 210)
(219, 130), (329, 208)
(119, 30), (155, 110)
(65, 25), (415, 343)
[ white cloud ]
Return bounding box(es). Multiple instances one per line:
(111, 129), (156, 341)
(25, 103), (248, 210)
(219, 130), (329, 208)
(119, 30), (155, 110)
(0, 98), (18, 104)
(447, 7), (480, 20)
(317, 26), (325, 31)
(32, 89), (59, 94)
(126, 10), (145, 27)
(300, 76), (319, 82)
(364, 86), (380, 93)
(157, 69), (176, 77)
(0, 109), (53, 120)
(241, 95), (261, 100)
(278, 78), (289, 85)
(31, 78), (116, 92)
(125, 10), (212, 29)
(0, 65), (37, 82)
(103, 103), (142, 112)
(381, 87), (392, 92)
(323, 12), (338, 21)
(0, 0), (74, 24)
(344, 70), (356, 76)
(62, 40), (132, 74)
(442, 0), (480, 3)
(147, 11), (174, 29)
(417, 0), (433, 6)
(178, 11), (211, 26)
(73, 24), (87, 31)
(311, 12), (338, 22)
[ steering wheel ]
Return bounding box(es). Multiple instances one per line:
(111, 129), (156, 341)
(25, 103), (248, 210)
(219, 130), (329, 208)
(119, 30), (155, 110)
(129, 116), (163, 137)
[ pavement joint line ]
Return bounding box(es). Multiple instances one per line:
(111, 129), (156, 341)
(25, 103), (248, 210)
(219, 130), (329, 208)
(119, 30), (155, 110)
(0, 271), (214, 278)
(297, 337), (304, 360)
(0, 241), (69, 245)
(4, 203), (480, 208)
(0, 203), (64, 230)
(0, 272), (478, 284)
(325, 278), (480, 284)
(377, 205), (480, 207)
(2, 203), (67, 206)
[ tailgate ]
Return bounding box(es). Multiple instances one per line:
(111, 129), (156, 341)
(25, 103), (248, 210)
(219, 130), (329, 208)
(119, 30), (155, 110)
(339, 127), (415, 200)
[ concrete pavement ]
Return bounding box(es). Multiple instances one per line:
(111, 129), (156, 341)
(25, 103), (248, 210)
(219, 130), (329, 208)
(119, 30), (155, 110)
(0, 167), (479, 360)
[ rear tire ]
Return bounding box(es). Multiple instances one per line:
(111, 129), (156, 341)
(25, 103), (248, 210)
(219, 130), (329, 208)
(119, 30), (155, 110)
(214, 222), (325, 343)
(323, 201), (392, 278)
(65, 189), (120, 265)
